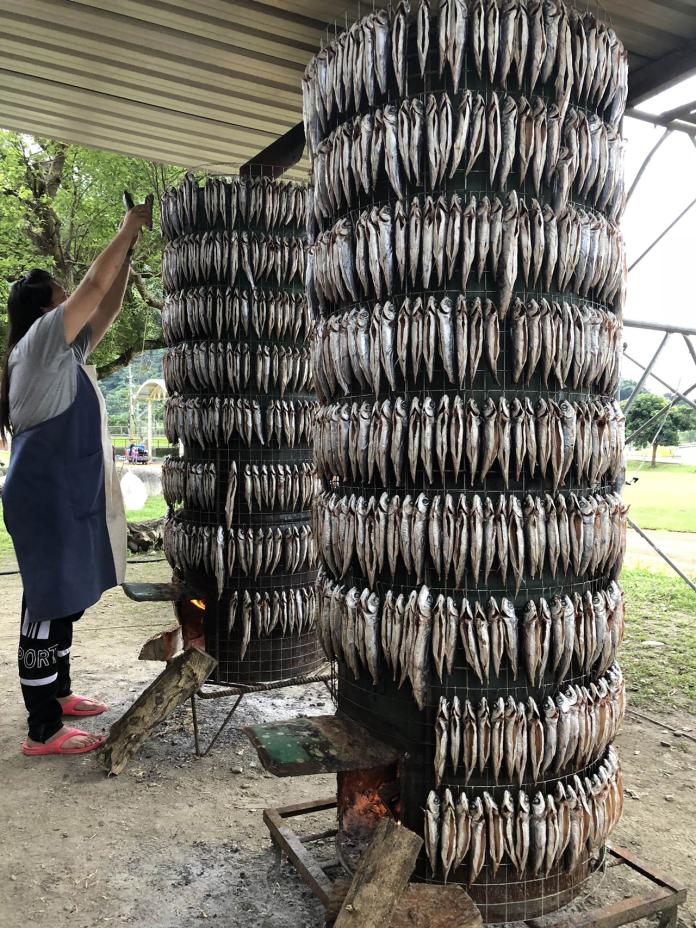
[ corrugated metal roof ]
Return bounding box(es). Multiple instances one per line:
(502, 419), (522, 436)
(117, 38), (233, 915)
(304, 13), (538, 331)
(1, 0), (696, 171)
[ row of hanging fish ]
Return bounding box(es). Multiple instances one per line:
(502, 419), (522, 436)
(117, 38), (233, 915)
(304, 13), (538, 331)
(434, 667), (624, 787)
(302, 2), (627, 163)
(163, 342), (313, 397)
(162, 460), (319, 517)
(163, 517), (316, 595)
(313, 297), (620, 402)
(162, 288), (311, 345)
(307, 196), (625, 320)
(313, 396), (624, 490)
(240, 463), (319, 514)
(160, 173), (307, 241)
(162, 459), (219, 511)
(161, 232), (305, 292)
(424, 748), (623, 883)
(228, 586), (317, 660)
(315, 489), (627, 589)
(164, 395), (317, 450)
(312, 94), (624, 223)
(316, 574), (624, 697)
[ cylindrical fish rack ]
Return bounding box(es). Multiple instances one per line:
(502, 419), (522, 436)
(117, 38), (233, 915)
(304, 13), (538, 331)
(160, 173), (324, 684)
(306, 0), (627, 919)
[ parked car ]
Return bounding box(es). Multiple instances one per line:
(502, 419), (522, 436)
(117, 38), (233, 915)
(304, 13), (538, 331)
(126, 443), (149, 464)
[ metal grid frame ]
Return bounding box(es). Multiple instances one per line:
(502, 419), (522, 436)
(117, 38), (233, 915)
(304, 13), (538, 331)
(160, 169), (325, 684)
(307, 3), (628, 913)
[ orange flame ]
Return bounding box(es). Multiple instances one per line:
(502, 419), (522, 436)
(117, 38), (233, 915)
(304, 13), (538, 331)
(190, 599), (206, 611)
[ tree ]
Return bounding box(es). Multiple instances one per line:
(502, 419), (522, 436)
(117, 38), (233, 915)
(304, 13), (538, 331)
(624, 392), (696, 466)
(0, 130), (182, 376)
(619, 379), (642, 401)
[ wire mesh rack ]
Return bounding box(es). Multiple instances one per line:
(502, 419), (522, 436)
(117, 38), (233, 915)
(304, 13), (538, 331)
(160, 169), (324, 684)
(306, 2), (628, 917)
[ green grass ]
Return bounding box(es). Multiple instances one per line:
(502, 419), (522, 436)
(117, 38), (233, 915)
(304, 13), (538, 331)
(124, 494), (168, 522)
(621, 567), (696, 710)
(0, 494), (168, 563)
(624, 461), (696, 533)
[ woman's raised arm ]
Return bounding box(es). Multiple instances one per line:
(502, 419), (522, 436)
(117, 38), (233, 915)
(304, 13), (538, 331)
(63, 203), (152, 344)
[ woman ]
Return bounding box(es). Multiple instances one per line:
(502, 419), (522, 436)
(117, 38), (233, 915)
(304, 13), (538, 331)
(1, 200), (152, 756)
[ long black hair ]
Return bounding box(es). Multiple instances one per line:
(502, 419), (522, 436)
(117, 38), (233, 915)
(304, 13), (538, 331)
(0, 269), (54, 441)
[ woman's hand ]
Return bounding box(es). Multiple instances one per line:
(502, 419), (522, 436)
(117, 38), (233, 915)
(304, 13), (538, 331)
(123, 203), (152, 235)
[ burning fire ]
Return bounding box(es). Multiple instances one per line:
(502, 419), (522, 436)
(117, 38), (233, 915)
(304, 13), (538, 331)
(190, 599), (206, 611)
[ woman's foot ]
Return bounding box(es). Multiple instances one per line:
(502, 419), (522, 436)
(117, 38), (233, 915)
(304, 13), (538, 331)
(59, 694), (108, 717)
(22, 725), (104, 756)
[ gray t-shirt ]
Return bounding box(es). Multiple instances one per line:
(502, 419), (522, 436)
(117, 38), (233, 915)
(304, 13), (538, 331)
(8, 305), (92, 434)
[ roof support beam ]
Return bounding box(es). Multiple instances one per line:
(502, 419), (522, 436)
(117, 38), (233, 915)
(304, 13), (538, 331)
(627, 195), (696, 272)
(626, 108), (696, 138)
(240, 121), (306, 178)
(623, 334), (670, 414)
(628, 40), (696, 107)
(623, 351), (696, 412)
(625, 127), (672, 204)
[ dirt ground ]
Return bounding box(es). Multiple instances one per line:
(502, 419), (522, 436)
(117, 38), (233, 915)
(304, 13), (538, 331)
(1, 560), (695, 928)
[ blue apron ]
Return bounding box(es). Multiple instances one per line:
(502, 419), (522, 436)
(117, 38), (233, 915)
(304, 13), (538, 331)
(3, 367), (119, 621)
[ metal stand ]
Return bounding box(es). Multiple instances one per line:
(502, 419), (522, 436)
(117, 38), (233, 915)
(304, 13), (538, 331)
(190, 666), (332, 757)
(263, 798), (687, 927)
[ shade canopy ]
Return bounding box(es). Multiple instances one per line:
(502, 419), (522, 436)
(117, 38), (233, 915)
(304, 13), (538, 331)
(2, 1), (696, 171)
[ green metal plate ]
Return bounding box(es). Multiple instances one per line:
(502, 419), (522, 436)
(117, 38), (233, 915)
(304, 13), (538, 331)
(244, 714), (400, 777)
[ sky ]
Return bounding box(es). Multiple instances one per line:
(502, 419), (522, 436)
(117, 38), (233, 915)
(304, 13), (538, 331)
(622, 75), (696, 396)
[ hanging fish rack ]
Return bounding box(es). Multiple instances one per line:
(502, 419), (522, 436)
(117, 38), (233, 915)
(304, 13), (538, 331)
(160, 169), (325, 686)
(301, 0), (628, 919)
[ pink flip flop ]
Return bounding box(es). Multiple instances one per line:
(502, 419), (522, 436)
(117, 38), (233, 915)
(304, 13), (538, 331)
(60, 694), (108, 717)
(22, 727), (106, 756)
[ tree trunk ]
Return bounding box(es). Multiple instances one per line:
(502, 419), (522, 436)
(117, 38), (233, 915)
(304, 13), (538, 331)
(651, 440), (658, 467)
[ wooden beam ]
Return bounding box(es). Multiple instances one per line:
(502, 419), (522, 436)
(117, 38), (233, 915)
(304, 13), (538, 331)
(628, 41), (696, 106)
(264, 806), (335, 908)
(334, 819), (423, 928)
(97, 647), (216, 775)
(240, 121), (306, 177)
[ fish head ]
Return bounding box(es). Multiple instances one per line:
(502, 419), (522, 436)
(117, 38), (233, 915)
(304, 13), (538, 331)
(532, 792), (545, 816)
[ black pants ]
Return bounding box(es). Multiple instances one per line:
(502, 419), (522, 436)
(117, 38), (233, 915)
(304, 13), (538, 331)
(18, 596), (83, 742)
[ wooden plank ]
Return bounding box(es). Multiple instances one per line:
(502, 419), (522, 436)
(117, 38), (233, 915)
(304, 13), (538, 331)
(98, 647), (216, 775)
(276, 797), (338, 818)
(525, 890), (676, 928)
(390, 885), (482, 928)
(245, 715), (400, 776)
(138, 624), (183, 661)
(334, 819), (422, 928)
(609, 846), (689, 896)
(264, 806), (334, 908)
